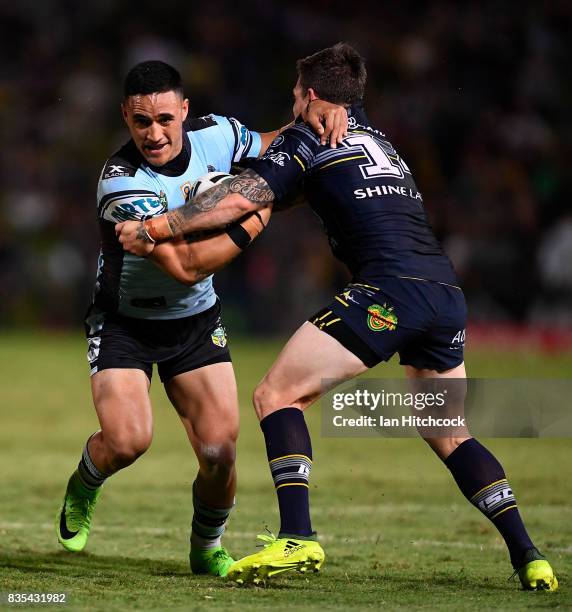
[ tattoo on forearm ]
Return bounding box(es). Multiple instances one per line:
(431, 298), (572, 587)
(165, 169), (274, 236)
(166, 181), (231, 236)
(228, 171), (275, 203)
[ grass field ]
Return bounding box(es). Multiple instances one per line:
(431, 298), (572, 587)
(1, 332), (571, 610)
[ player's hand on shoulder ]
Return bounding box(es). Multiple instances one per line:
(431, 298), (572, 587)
(115, 220), (156, 257)
(303, 100), (348, 148)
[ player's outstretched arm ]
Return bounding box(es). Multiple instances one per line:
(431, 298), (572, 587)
(149, 207), (271, 285)
(258, 99), (348, 154)
(116, 169), (275, 256)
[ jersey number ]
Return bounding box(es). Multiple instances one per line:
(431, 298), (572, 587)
(344, 134), (410, 180)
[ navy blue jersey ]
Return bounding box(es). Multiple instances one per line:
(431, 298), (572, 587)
(249, 104), (457, 285)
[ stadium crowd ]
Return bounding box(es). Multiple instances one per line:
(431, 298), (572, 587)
(1, 0), (570, 333)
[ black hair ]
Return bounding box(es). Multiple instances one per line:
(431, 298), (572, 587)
(296, 42), (366, 106)
(123, 60), (183, 99)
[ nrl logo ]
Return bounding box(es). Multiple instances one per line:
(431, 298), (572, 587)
(211, 325), (227, 348)
(367, 303), (397, 332)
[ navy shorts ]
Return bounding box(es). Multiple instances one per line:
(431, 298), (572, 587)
(309, 277), (467, 372)
(84, 300), (231, 383)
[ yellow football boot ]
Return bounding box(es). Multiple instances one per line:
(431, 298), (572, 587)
(227, 533), (325, 585)
(516, 548), (558, 591)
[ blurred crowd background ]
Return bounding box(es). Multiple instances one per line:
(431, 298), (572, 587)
(1, 0), (570, 335)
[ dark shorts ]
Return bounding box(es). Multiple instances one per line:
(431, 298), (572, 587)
(309, 277), (467, 372)
(84, 301), (231, 383)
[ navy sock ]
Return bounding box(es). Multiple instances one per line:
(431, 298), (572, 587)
(260, 407), (314, 538)
(445, 438), (534, 568)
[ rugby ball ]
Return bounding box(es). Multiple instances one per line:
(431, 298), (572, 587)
(189, 172), (233, 199)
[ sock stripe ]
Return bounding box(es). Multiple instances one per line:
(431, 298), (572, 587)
(471, 479), (516, 517)
(192, 514), (227, 527)
(270, 459), (313, 472)
(276, 483), (309, 490)
(78, 459), (102, 489)
(491, 504), (518, 520)
(193, 502), (233, 520)
(271, 457), (312, 466)
(274, 472), (311, 483)
(82, 443), (106, 480)
(470, 478), (506, 500)
(192, 492), (233, 518)
(270, 455), (312, 490)
(191, 485), (233, 543)
(472, 482), (512, 505)
(76, 436), (106, 490)
(192, 520), (226, 540)
(269, 453), (312, 464)
(193, 516), (227, 530)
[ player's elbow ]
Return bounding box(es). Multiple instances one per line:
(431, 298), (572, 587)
(155, 250), (210, 286)
(173, 268), (206, 286)
(160, 259), (206, 286)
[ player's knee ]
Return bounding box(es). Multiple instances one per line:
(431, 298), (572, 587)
(252, 380), (278, 420)
(253, 380), (305, 420)
(196, 439), (236, 474)
(105, 427), (152, 469)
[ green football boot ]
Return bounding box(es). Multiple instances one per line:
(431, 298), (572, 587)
(516, 548), (558, 591)
(227, 533), (325, 585)
(190, 546), (235, 577)
(56, 472), (101, 552)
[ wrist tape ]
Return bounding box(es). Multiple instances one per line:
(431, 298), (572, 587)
(225, 223), (252, 250)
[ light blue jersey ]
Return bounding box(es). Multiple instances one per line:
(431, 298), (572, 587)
(93, 115), (261, 319)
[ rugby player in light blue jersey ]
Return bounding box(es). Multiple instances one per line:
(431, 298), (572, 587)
(118, 47), (558, 591)
(55, 60), (348, 577)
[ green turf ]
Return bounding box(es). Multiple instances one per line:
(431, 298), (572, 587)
(0, 332), (570, 610)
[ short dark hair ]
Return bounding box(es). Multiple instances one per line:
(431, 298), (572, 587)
(296, 43), (366, 106)
(123, 60), (183, 99)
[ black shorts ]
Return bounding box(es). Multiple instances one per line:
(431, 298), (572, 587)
(84, 301), (231, 383)
(309, 277), (467, 372)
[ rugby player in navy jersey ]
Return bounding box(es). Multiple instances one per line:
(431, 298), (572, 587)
(117, 46), (557, 590)
(55, 59), (348, 578)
